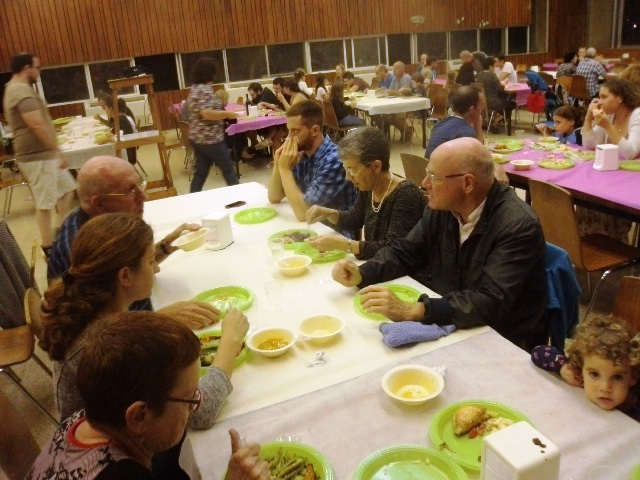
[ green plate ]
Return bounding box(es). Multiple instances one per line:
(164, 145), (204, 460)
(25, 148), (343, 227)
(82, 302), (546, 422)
(295, 243), (347, 263)
(197, 330), (248, 369)
(429, 400), (532, 471)
(565, 150), (595, 161)
(261, 441), (334, 480)
(631, 464), (640, 480)
(490, 142), (522, 154)
(538, 159), (575, 169)
(269, 229), (317, 249)
(530, 142), (557, 151)
(354, 284), (421, 321)
(353, 444), (467, 480)
(233, 207), (277, 224)
(52, 116), (74, 126)
(193, 286), (254, 315)
(490, 154), (509, 164)
(619, 160), (640, 172)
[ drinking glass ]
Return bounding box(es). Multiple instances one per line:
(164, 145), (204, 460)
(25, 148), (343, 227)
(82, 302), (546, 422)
(268, 237), (285, 258)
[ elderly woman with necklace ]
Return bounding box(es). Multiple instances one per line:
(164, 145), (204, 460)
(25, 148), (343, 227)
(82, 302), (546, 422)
(306, 127), (425, 259)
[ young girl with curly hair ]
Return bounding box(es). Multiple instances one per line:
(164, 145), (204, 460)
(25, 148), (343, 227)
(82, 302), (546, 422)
(531, 316), (640, 420)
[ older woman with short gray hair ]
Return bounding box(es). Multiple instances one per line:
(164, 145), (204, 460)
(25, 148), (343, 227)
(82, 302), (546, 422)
(306, 127), (425, 259)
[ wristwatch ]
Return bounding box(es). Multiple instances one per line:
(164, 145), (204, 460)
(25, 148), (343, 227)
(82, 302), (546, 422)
(346, 240), (353, 254)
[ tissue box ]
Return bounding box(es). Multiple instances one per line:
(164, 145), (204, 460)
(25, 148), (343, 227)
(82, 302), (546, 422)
(202, 211), (233, 250)
(593, 143), (619, 171)
(481, 422), (560, 480)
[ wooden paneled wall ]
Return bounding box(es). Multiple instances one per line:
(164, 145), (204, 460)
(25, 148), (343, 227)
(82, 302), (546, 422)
(1, 0), (531, 71)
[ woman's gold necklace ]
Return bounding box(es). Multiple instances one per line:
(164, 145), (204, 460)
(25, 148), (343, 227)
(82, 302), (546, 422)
(371, 175), (393, 213)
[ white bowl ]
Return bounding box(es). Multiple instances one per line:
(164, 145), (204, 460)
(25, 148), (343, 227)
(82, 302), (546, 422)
(171, 228), (209, 251)
(247, 327), (297, 358)
(299, 315), (344, 344)
(276, 254), (312, 277)
(510, 159), (534, 171)
(381, 365), (444, 405)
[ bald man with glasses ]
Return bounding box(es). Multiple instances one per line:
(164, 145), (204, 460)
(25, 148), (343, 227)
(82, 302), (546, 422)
(47, 155), (219, 329)
(332, 137), (547, 351)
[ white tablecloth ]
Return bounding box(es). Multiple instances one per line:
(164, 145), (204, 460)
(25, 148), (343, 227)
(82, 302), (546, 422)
(60, 117), (115, 169)
(143, 183), (640, 480)
(354, 96), (430, 116)
(181, 330), (640, 480)
(146, 183), (487, 423)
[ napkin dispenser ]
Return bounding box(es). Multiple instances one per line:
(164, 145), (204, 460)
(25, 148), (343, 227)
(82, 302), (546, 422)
(367, 89), (376, 97)
(202, 211), (233, 250)
(593, 143), (619, 171)
(248, 105), (259, 116)
(481, 422), (560, 480)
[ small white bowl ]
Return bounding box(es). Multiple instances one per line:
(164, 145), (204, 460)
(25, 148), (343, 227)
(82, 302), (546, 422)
(276, 254), (312, 277)
(171, 228), (209, 251)
(381, 365), (444, 405)
(510, 159), (534, 171)
(247, 327), (297, 358)
(299, 315), (344, 344)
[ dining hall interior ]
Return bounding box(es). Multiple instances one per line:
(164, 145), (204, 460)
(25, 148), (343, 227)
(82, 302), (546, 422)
(1, 0), (640, 479)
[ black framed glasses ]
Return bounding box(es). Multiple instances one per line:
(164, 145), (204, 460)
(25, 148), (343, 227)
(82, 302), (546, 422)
(104, 180), (147, 197)
(166, 388), (202, 413)
(424, 169), (467, 184)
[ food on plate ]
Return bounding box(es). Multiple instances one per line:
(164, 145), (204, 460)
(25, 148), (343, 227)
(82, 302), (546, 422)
(539, 159), (574, 169)
(466, 413), (514, 439)
(281, 230), (313, 243)
(539, 136), (560, 142)
(493, 144), (511, 151)
(257, 338), (289, 350)
(453, 405), (489, 435)
(264, 449), (318, 480)
(198, 332), (245, 367)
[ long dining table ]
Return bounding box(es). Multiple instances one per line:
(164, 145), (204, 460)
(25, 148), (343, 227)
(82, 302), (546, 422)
(144, 182), (640, 480)
(499, 139), (640, 222)
(58, 117), (116, 169)
(353, 95), (431, 148)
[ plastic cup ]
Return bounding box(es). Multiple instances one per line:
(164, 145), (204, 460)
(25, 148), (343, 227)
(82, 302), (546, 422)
(268, 237), (285, 258)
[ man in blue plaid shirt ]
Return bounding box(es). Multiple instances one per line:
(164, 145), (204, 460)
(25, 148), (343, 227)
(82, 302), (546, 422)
(268, 100), (356, 221)
(576, 47), (607, 99)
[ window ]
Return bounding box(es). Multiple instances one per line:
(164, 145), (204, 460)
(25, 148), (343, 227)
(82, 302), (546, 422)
(417, 33), (447, 62)
(352, 37), (382, 68)
(529, 0), (548, 53)
(508, 27), (528, 54)
(40, 65), (89, 104)
(378, 37), (388, 65)
(480, 29), (504, 56)
(133, 54), (179, 92)
(450, 30), (477, 58)
(387, 34), (410, 64)
(89, 60), (134, 97)
(621, 0), (640, 45)
(310, 40), (345, 71)
(267, 43), (304, 76)
(227, 46), (268, 82)
(181, 50), (225, 87)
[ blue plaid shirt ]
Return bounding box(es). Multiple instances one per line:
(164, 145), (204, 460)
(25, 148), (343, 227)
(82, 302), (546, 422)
(576, 58), (606, 98)
(48, 208), (151, 311)
(293, 135), (357, 212)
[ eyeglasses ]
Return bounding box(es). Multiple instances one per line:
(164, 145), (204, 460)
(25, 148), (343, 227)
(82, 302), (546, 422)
(104, 180), (147, 197)
(167, 388), (202, 413)
(424, 169), (467, 184)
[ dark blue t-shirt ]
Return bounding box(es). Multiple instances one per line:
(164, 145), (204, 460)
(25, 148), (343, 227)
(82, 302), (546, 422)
(425, 116), (476, 159)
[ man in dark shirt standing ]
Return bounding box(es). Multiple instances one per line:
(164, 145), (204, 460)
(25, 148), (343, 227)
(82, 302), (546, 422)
(456, 50), (476, 86)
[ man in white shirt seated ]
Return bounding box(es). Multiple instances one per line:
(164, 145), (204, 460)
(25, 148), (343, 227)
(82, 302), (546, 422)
(494, 54), (518, 84)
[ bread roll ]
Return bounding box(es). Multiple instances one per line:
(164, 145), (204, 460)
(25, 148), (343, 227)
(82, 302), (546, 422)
(453, 405), (489, 435)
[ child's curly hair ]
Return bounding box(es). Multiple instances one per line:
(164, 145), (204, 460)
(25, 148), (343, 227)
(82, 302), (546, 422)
(565, 316), (640, 377)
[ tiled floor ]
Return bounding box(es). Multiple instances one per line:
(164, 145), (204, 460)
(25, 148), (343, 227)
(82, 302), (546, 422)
(1, 114), (548, 478)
